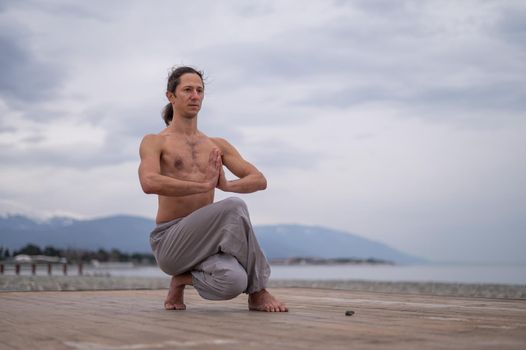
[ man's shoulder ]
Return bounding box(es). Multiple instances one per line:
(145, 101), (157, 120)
(140, 133), (165, 149)
(209, 137), (241, 156)
(142, 133), (164, 141)
(209, 137), (231, 148)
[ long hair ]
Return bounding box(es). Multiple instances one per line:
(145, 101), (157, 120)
(162, 66), (204, 126)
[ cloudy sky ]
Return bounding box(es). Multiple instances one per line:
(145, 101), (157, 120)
(1, 0), (525, 263)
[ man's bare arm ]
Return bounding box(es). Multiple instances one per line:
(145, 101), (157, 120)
(212, 137), (267, 193)
(138, 134), (221, 196)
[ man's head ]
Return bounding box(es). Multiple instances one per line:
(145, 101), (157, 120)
(162, 66), (205, 126)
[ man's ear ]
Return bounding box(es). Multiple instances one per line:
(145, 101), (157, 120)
(166, 91), (176, 101)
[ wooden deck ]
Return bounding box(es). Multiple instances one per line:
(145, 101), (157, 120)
(1, 287), (525, 349)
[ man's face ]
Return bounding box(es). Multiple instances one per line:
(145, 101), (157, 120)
(169, 73), (204, 118)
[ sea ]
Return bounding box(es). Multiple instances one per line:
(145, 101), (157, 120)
(91, 263), (526, 285)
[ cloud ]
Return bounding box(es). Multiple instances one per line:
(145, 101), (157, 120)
(242, 137), (322, 171)
(297, 78), (526, 115)
(190, 0), (526, 132)
(27, 1), (114, 21)
(0, 34), (64, 105)
(0, 161), (151, 219)
(494, 2), (526, 48)
(0, 117), (107, 168)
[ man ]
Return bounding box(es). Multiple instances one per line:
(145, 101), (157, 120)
(138, 66), (287, 312)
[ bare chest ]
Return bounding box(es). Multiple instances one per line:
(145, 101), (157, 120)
(160, 137), (215, 178)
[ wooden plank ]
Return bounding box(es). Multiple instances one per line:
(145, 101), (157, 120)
(1, 288), (525, 349)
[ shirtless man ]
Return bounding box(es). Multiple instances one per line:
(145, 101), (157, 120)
(138, 66), (287, 312)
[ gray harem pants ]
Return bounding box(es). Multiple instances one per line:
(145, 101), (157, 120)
(149, 197), (271, 300)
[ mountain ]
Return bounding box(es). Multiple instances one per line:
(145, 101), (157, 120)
(256, 225), (423, 264)
(0, 214), (152, 253)
(0, 214), (423, 263)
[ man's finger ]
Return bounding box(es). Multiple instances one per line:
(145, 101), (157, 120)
(215, 150), (222, 168)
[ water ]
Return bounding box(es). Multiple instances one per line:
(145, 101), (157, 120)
(268, 263), (526, 285)
(94, 263), (526, 285)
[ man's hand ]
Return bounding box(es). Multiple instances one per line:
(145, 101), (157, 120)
(216, 166), (230, 191)
(206, 148), (222, 190)
(211, 137), (267, 193)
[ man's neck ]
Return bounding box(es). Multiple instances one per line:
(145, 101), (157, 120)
(168, 115), (199, 135)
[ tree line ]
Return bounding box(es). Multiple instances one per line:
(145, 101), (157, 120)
(0, 244), (155, 264)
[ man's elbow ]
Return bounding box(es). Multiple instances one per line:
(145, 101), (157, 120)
(141, 183), (155, 194)
(142, 185), (155, 194)
(258, 173), (267, 191)
(140, 176), (158, 194)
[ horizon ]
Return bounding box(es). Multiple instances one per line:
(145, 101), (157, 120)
(2, 212), (526, 265)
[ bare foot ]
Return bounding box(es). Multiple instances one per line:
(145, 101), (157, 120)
(164, 274), (192, 310)
(248, 289), (288, 312)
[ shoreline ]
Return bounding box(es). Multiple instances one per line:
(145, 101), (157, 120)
(1, 275), (525, 299)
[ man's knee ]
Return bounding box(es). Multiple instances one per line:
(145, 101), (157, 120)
(197, 266), (247, 301)
(221, 197), (248, 213)
(220, 267), (248, 300)
(194, 254), (248, 300)
(214, 254), (248, 299)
